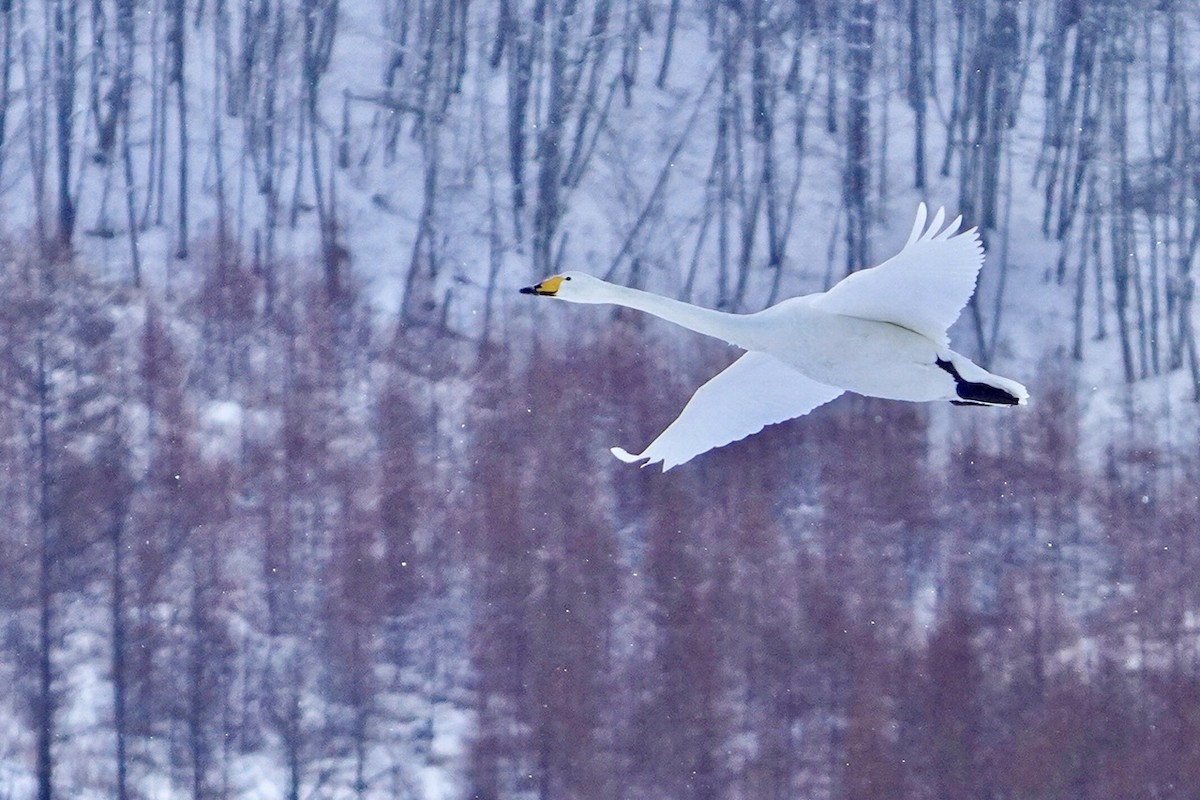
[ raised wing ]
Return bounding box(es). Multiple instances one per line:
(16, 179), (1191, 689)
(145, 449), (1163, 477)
(611, 351), (843, 471)
(810, 203), (984, 347)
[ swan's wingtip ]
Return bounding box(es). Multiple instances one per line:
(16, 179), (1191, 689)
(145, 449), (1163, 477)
(610, 446), (645, 464)
(928, 205), (946, 235)
(611, 446), (671, 470)
(906, 202), (930, 248)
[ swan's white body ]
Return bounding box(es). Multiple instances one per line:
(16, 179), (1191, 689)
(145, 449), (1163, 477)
(521, 204), (1028, 470)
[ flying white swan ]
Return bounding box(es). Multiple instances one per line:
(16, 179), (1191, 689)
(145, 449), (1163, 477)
(520, 204), (1028, 470)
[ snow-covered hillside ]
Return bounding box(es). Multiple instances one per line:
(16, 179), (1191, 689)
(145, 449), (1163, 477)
(1, 1), (1199, 799)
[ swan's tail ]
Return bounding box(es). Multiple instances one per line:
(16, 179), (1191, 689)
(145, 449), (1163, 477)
(936, 355), (1028, 407)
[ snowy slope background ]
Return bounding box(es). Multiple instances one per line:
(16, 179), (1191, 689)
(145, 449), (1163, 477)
(2, 1), (1200, 798)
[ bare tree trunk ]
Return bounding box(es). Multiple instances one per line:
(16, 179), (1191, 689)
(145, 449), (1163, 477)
(51, 0), (78, 253)
(19, 0), (49, 244)
(938, 2), (966, 179)
(285, 685), (302, 800)
(1051, 8), (1099, 246)
(844, 0), (876, 272)
(259, 1), (287, 313)
(978, 0), (1019, 231)
(715, 9), (733, 305)
(34, 332), (54, 800)
(1146, 213), (1161, 375)
(187, 559), (210, 800)
(562, 2), (616, 189)
(168, 0), (188, 258)
(89, 0), (114, 164)
(752, 0), (782, 277)
(506, 12), (532, 241)
(117, 0), (140, 284)
(477, 88), (505, 347)
(401, 129), (440, 324)
(141, 0), (164, 228)
(211, 0), (231, 258)
(1181, 275), (1200, 401)
(302, 0), (340, 296)
(1071, 176), (1101, 361)
(907, 0), (926, 191)
(533, 0), (572, 277)
(1106, 4), (1135, 384)
(656, 0), (680, 88)
(109, 506), (130, 800)
(1035, 0), (1073, 222)
(683, 145), (719, 302)
(1111, 207), (1136, 385)
(0, 0), (16, 182)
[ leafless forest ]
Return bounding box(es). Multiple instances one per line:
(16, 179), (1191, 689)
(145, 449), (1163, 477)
(2, 0), (1200, 798)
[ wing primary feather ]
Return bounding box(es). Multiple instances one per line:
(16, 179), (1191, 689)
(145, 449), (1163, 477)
(926, 206), (946, 240)
(905, 202), (928, 248)
(935, 214), (964, 240)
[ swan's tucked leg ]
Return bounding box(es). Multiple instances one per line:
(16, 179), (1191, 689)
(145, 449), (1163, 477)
(611, 351), (843, 471)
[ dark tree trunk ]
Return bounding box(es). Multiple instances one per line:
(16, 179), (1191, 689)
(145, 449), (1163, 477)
(168, 0), (188, 258)
(0, 0), (15, 181)
(844, 0), (876, 272)
(908, 0), (926, 191)
(51, 0), (78, 253)
(110, 509), (130, 800)
(533, 0), (572, 277)
(35, 333), (54, 800)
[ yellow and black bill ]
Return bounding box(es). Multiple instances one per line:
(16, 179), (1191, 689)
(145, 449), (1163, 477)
(519, 275), (564, 296)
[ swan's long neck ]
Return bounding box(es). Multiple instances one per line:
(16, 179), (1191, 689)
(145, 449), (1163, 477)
(596, 282), (754, 347)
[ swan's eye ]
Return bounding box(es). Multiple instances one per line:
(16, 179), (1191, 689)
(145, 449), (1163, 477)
(564, 276), (572, 281)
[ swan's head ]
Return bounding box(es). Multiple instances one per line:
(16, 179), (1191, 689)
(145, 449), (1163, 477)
(519, 272), (610, 304)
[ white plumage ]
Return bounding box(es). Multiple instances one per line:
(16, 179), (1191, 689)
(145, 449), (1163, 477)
(521, 204), (1028, 471)
(811, 204), (979, 348)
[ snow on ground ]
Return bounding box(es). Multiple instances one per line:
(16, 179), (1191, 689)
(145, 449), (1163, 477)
(3, 2), (1199, 798)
